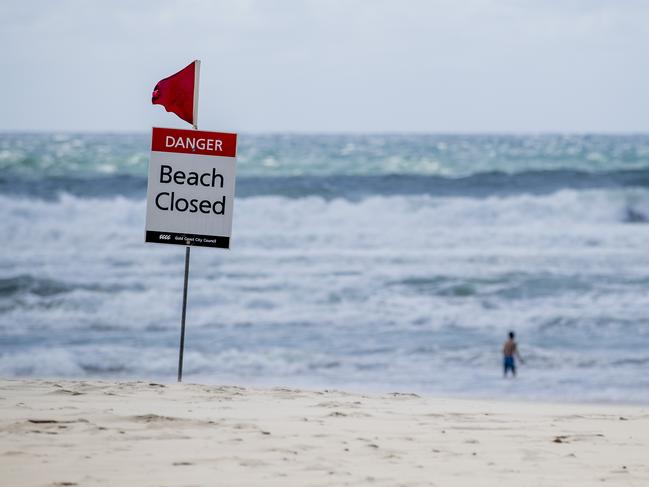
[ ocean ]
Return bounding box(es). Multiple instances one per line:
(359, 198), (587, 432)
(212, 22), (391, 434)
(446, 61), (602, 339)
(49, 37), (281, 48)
(1, 133), (649, 403)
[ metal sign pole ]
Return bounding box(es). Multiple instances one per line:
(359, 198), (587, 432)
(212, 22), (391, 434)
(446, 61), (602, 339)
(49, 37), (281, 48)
(178, 59), (200, 382)
(177, 245), (191, 382)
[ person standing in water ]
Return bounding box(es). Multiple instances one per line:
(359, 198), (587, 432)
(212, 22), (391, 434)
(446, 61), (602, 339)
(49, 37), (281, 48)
(503, 331), (524, 377)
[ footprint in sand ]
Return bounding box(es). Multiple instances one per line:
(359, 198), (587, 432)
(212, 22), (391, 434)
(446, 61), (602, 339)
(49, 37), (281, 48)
(48, 389), (83, 397)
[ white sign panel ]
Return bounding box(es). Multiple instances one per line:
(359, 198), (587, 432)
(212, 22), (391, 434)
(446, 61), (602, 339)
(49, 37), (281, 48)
(145, 127), (237, 248)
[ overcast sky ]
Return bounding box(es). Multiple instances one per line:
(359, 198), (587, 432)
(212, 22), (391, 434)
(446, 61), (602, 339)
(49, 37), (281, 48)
(1, 0), (648, 133)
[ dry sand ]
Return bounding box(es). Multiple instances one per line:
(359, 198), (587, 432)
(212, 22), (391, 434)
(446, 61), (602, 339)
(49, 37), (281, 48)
(1, 379), (648, 486)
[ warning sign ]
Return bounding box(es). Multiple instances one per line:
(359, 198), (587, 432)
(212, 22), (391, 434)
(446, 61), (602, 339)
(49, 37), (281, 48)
(145, 127), (237, 248)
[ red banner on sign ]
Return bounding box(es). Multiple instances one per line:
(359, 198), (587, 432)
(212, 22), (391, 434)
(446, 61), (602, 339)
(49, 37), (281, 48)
(151, 127), (237, 158)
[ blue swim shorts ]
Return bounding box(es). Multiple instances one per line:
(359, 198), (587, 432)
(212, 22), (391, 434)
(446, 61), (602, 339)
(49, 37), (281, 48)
(503, 356), (515, 373)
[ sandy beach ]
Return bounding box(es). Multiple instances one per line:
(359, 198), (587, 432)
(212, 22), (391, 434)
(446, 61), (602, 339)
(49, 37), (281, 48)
(1, 379), (647, 486)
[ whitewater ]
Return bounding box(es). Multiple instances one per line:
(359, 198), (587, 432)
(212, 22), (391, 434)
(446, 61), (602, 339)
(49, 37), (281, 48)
(1, 133), (649, 403)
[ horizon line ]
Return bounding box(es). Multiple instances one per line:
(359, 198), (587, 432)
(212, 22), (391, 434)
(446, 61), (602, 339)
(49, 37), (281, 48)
(2, 129), (649, 137)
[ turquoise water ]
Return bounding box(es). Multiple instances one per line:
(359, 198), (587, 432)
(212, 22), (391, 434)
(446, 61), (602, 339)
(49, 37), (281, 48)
(3, 133), (649, 177)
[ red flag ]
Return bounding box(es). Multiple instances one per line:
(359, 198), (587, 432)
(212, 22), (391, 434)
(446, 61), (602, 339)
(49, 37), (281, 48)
(152, 60), (200, 127)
